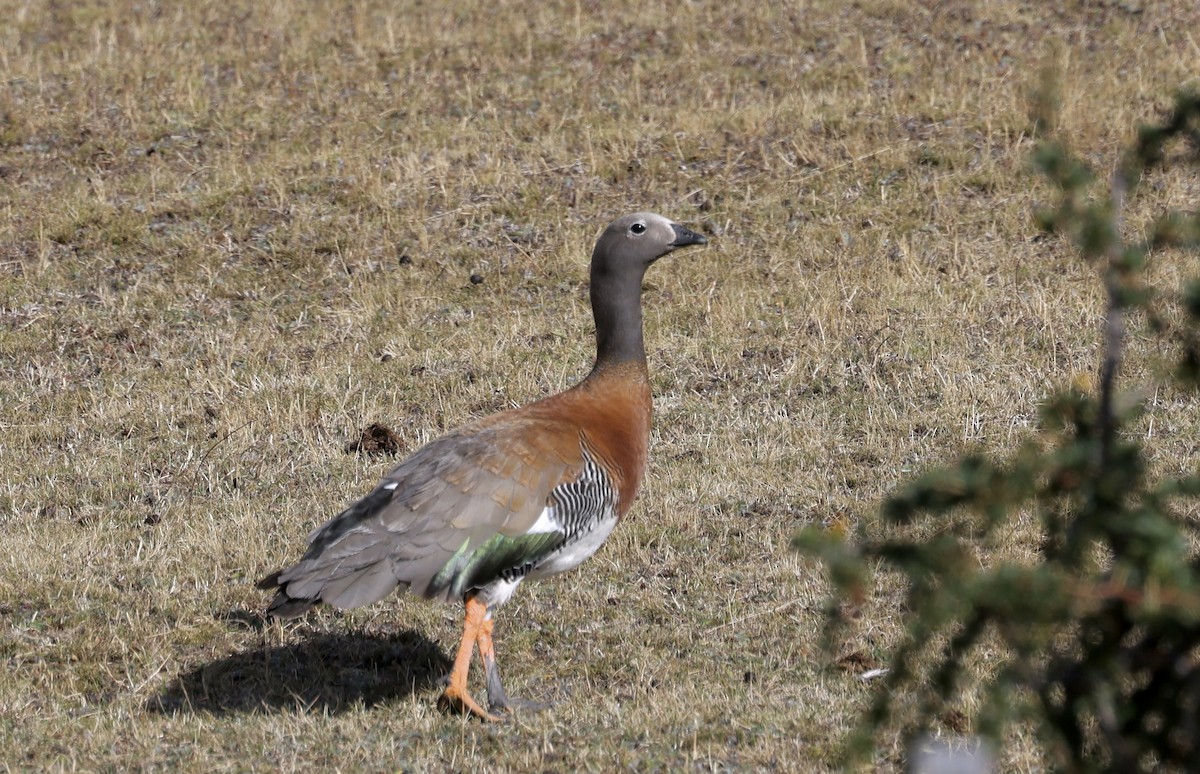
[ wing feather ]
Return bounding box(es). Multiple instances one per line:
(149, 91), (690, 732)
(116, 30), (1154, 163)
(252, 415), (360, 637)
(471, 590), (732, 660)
(260, 412), (584, 614)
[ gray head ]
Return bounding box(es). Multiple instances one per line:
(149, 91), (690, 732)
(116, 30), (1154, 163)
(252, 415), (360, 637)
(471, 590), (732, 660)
(591, 212), (708, 280)
(588, 212), (708, 367)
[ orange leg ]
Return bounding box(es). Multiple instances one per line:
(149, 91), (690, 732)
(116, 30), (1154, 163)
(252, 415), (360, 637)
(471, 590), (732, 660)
(436, 595), (500, 722)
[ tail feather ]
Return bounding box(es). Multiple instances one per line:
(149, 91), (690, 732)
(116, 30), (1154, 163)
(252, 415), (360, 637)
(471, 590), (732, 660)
(317, 561), (403, 610)
(258, 481), (445, 616)
(265, 589), (320, 619)
(257, 558), (405, 618)
(257, 571), (321, 619)
(255, 571), (284, 590)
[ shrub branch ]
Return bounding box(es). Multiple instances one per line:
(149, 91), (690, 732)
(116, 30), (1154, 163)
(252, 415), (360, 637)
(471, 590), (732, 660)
(797, 86), (1200, 771)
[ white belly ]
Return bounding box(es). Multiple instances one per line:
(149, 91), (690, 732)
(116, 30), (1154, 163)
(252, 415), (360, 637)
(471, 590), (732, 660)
(477, 576), (524, 608)
(529, 512), (619, 578)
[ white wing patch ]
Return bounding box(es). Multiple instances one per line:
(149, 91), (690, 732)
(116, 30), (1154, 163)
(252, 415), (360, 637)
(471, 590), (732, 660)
(477, 447), (621, 604)
(529, 511), (618, 578)
(525, 505), (562, 534)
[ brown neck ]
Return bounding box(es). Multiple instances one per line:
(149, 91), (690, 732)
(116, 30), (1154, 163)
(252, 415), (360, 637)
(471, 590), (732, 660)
(568, 360), (652, 515)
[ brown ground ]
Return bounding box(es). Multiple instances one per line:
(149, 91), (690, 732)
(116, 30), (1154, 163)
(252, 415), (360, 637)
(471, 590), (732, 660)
(3, 1), (1199, 770)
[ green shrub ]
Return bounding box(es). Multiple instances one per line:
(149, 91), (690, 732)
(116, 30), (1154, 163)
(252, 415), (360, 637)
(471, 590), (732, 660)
(797, 85), (1200, 771)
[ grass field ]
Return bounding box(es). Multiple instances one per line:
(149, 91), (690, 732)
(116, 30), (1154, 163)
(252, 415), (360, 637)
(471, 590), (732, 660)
(3, 1), (1200, 770)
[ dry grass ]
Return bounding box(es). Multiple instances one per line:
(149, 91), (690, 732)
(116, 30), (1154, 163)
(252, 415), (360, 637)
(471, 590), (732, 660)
(3, 0), (1199, 770)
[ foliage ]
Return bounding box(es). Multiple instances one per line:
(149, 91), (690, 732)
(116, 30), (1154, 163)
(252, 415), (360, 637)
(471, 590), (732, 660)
(797, 87), (1200, 771)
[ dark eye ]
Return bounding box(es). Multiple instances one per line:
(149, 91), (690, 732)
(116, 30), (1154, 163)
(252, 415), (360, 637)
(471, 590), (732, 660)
(630, 222), (646, 235)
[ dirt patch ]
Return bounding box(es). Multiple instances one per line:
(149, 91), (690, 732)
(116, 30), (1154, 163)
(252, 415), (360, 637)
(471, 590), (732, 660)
(344, 423), (403, 457)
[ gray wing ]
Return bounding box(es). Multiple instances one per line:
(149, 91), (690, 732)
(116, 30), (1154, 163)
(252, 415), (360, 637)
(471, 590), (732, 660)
(259, 415), (584, 615)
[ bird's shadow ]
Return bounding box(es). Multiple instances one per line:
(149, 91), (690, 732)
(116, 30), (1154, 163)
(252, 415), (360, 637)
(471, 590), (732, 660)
(148, 619), (451, 716)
